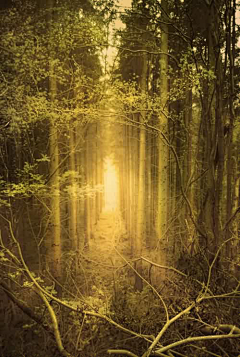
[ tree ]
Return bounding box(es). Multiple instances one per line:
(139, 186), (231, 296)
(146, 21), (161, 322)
(0, 0), (104, 279)
(155, 0), (169, 276)
(46, 0), (62, 291)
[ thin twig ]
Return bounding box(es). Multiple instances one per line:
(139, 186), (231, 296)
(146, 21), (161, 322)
(108, 350), (139, 357)
(114, 247), (169, 321)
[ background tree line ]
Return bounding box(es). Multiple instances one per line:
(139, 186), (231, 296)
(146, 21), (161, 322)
(114, 0), (239, 285)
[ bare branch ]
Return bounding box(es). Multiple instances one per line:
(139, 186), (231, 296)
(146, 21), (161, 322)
(155, 331), (240, 355)
(114, 45), (180, 66)
(142, 302), (196, 357)
(108, 350), (139, 357)
(203, 238), (235, 297)
(222, 205), (240, 231)
(35, 288), (71, 357)
(114, 248), (169, 321)
(0, 280), (54, 338)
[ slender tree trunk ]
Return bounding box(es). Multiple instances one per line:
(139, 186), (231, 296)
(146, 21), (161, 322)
(84, 130), (91, 249)
(184, 89), (195, 254)
(49, 87), (61, 287)
(131, 118), (138, 255)
(75, 124), (84, 249)
(48, 0), (62, 291)
(69, 127), (78, 257)
(225, 0), (236, 261)
(156, 0), (169, 275)
(134, 52), (147, 291)
(128, 125), (133, 242)
(198, 2), (225, 267)
(146, 131), (152, 247)
(151, 117), (158, 249)
(96, 122), (102, 218)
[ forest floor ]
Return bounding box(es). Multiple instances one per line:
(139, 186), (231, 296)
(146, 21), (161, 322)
(1, 211), (240, 357)
(82, 209), (168, 299)
(80, 210), (132, 301)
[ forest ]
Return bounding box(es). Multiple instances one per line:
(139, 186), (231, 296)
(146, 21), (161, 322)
(0, 0), (239, 356)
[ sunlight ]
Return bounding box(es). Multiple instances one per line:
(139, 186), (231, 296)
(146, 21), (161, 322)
(103, 157), (119, 211)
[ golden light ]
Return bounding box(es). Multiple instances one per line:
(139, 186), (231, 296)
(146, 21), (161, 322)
(104, 156), (119, 211)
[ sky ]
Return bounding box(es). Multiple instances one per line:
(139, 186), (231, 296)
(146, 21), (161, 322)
(104, 0), (132, 69)
(114, 0), (132, 29)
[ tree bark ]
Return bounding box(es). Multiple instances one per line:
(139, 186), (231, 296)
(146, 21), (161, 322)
(134, 51), (147, 291)
(156, 0), (169, 277)
(48, 0), (62, 292)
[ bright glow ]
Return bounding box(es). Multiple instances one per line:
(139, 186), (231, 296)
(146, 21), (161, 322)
(104, 157), (119, 211)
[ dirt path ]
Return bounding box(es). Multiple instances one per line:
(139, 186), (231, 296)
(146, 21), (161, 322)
(91, 210), (129, 260)
(84, 210), (130, 295)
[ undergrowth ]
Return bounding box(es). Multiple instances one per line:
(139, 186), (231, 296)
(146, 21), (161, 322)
(1, 266), (239, 357)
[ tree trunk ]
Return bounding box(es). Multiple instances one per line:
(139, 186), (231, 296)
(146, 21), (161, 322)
(69, 127), (78, 271)
(48, 0), (62, 292)
(156, 0), (169, 277)
(84, 129), (91, 249)
(134, 52), (147, 291)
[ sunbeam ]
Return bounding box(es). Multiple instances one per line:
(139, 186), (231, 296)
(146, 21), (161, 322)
(103, 156), (119, 211)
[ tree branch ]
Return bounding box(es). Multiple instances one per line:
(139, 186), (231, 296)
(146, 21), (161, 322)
(222, 205), (240, 231)
(155, 331), (240, 355)
(108, 350), (139, 357)
(35, 288), (71, 357)
(0, 280), (54, 338)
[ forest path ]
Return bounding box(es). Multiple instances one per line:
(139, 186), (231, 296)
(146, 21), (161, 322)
(86, 210), (131, 294)
(91, 210), (129, 262)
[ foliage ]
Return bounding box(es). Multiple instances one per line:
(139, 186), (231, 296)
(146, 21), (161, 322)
(0, 0), (103, 130)
(0, 0), (104, 209)
(2, 162), (47, 198)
